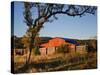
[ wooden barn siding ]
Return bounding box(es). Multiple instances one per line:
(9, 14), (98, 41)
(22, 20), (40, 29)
(39, 47), (56, 55)
(39, 45), (87, 55)
(47, 47), (55, 55)
(40, 48), (47, 55)
(76, 45), (87, 54)
(68, 45), (76, 53)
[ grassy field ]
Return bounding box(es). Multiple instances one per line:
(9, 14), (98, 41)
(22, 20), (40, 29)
(13, 51), (97, 73)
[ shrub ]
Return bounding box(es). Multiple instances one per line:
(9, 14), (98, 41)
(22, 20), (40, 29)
(34, 47), (40, 55)
(57, 44), (68, 53)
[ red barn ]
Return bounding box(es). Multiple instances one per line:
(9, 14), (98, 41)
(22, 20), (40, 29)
(39, 37), (79, 55)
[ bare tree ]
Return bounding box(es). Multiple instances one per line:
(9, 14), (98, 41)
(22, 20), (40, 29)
(23, 2), (97, 64)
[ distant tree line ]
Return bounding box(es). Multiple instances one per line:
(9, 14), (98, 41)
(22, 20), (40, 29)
(12, 35), (97, 52)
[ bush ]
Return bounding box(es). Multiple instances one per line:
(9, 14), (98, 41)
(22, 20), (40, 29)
(34, 47), (40, 55)
(57, 44), (68, 53)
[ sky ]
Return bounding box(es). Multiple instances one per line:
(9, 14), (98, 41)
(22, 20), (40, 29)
(13, 2), (97, 39)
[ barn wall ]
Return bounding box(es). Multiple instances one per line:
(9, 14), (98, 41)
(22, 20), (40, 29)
(68, 45), (76, 53)
(39, 38), (88, 55)
(39, 48), (46, 55)
(47, 47), (55, 55)
(76, 45), (87, 54)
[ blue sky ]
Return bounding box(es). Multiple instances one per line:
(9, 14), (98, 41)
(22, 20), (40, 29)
(13, 2), (97, 39)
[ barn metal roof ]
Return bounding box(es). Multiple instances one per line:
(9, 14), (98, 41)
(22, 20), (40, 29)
(62, 38), (79, 46)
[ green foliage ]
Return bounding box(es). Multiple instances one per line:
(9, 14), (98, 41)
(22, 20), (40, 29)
(34, 47), (40, 55)
(33, 34), (41, 55)
(57, 44), (68, 53)
(21, 35), (30, 48)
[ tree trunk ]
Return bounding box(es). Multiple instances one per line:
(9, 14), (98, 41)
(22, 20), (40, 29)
(26, 44), (32, 64)
(25, 33), (35, 65)
(25, 23), (44, 65)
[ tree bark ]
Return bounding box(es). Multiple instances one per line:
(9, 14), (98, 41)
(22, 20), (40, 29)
(25, 33), (35, 65)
